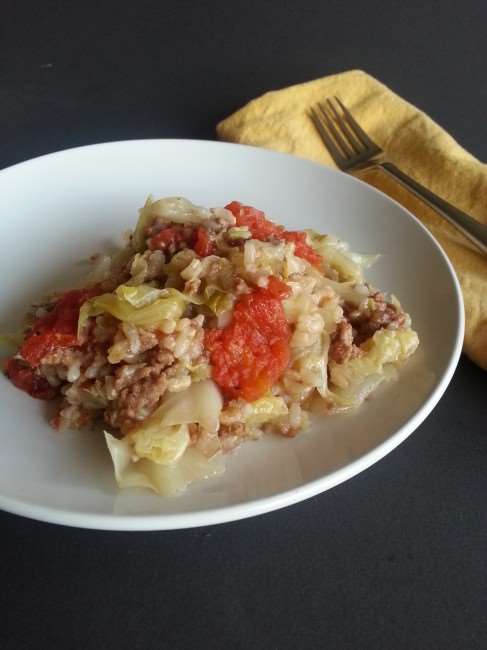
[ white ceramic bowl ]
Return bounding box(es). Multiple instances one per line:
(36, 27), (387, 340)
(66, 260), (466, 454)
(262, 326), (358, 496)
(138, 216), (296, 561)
(0, 140), (463, 530)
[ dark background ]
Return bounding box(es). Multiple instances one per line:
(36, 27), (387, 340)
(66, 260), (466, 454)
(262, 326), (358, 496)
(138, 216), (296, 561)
(2, 2), (486, 648)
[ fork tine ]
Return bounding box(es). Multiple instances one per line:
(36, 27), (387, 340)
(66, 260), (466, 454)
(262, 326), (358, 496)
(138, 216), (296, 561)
(309, 107), (345, 166)
(317, 103), (354, 158)
(334, 96), (380, 152)
(325, 98), (362, 155)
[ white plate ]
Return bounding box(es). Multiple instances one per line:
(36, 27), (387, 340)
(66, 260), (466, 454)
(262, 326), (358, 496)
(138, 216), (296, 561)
(0, 140), (463, 530)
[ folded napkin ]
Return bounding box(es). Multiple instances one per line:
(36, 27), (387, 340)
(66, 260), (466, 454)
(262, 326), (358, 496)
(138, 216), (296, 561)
(217, 70), (487, 370)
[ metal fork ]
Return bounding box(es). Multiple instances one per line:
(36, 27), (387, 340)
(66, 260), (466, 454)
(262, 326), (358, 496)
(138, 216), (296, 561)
(310, 97), (487, 256)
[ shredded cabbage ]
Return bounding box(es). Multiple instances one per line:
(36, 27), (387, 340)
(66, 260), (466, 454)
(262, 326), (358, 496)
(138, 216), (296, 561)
(329, 328), (419, 407)
(283, 243), (307, 278)
(246, 395), (288, 426)
(127, 253), (149, 286)
(132, 196), (154, 252)
(78, 284), (187, 334)
(307, 230), (380, 282)
(204, 286), (234, 316)
(163, 249), (197, 275)
(297, 333), (330, 397)
(318, 277), (369, 306)
(228, 226), (251, 240)
(243, 239), (287, 274)
(115, 284), (167, 307)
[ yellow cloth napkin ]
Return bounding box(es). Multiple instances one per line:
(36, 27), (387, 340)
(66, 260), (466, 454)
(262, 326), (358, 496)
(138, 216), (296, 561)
(217, 70), (487, 370)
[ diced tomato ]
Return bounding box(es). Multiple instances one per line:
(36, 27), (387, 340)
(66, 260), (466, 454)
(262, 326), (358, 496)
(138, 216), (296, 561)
(281, 231), (323, 267)
(19, 287), (99, 367)
(5, 358), (57, 400)
(148, 225), (189, 251)
(225, 201), (284, 240)
(265, 276), (291, 300)
(20, 332), (78, 367)
(225, 201), (322, 268)
(193, 226), (214, 257)
(204, 278), (291, 401)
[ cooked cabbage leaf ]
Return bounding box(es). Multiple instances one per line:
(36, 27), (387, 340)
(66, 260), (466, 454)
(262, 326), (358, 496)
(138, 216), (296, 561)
(78, 284), (187, 334)
(104, 379), (224, 494)
(127, 379), (223, 462)
(246, 395), (288, 426)
(307, 230), (379, 283)
(329, 328), (419, 407)
(131, 379), (223, 440)
(115, 284), (167, 307)
(132, 424), (191, 465)
(204, 286), (234, 316)
(318, 277), (369, 307)
(105, 433), (224, 496)
(127, 253), (149, 286)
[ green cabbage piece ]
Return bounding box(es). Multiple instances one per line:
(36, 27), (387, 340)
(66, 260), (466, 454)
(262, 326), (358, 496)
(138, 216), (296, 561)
(329, 328), (419, 407)
(78, 284), (187, 334)
(132, 195), (155, 252)
(128, 379), (223, 463)
(104, 379), (224, 495)
(163, 249), (198, 276)
(104, 434), (224, 495)
(115, 284), (167, 307)
(306, 230), (379, 283)
(204, 286), (234, 316)
(318, 277), (369, 306)
(127, 253), (149, 286)
(246, 395), (288, 426)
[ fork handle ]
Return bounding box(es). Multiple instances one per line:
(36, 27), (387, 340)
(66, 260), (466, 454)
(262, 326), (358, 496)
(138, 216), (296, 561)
(378, 161), (487, 256)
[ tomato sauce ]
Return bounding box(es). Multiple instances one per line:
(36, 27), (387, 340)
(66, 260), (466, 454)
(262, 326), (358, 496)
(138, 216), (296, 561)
(225, 201), (322, 268)
(149, 224), (215, 257)
(19, 287), (99, 367)
(204, 277), (291, 401)
(148, 225), (189, 252)
(193, 226), (214, 257)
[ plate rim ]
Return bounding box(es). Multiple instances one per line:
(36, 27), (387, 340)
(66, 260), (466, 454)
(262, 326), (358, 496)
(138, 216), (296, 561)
(0, 138), (465, 530)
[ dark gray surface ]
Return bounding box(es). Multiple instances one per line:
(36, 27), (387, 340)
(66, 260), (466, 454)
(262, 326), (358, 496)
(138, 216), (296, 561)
(1, 2), (486, 649)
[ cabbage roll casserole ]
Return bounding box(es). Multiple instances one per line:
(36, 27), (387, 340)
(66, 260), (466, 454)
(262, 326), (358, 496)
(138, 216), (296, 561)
(3, 197), (419, 495)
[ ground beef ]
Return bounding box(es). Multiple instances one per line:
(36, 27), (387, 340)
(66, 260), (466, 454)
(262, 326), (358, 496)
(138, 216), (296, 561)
(329, 321), (362, 364)
(105, 370), (168, 432)
(343, 292), (406, 346)
(103, 347), (177, 431)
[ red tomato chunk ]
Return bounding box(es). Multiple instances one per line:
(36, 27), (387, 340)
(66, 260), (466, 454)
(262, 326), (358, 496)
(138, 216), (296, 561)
(20, 287), (99, 367)
(148, 225), (189, 252)
(149, 224), (214, 257)
(204, 277), (291, 401)
(225, 201), (322, 268)
(193, 226), (214, 257)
